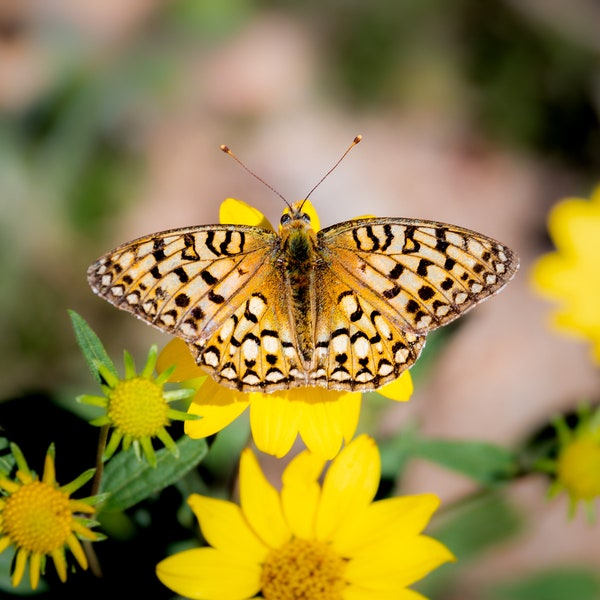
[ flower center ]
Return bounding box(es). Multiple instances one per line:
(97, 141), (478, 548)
(261, 539), (346, 600)
(557, 435), (600, 500)
(108, 377), (169, 438)
(3, 481), (72, 553)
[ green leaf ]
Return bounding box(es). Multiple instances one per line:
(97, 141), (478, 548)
(435, 492), (523, 560)
(99, 436), (208, 512)
(413, 438), (518, 486)
(489, 568), (600, 600)
(68, 309), (118, 382)
(379, 424), (420, 480)
(0, 436), (14, 474)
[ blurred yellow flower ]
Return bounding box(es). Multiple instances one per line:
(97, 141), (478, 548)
(531, 186), (600, 363)
(546, 406), (600, 520)
(156, 434), (454, 600)
(0, 444), (101, 590)
(156, 198), (414, 459)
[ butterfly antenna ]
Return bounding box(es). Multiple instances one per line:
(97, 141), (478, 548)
(301, 135), (362, 210)
(220, 144), (293, 210)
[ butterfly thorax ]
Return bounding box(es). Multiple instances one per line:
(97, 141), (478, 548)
(279, 207), (319, 364)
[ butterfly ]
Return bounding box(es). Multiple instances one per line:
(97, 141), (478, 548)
(88, 137), (518, 393)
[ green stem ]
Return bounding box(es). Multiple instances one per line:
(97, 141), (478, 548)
(91, 425), (109, 496)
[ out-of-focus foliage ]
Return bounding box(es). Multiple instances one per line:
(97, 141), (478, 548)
(262, 0), (600, 167)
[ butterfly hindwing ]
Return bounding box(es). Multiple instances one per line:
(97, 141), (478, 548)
(311, 275), (427, 390)
(187, 267), (307, 391)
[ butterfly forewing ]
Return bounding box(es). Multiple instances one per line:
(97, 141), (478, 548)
(87, 225), (277, 341)
(320, 218), (518, 335)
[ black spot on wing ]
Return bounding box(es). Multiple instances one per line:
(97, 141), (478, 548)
(389, 263), (404, 279)
(174, 267), (189, 283)
(208, 290), (225, 304)
(201, 269), (218, 285)
(175, 293), (190, 307)
(418, 285), (435, 300)
(380, 224), (393, 251)
(153, 238), (166, 262)
(205, 231), (220, 257)
(417, 259), (434, 277)
(182, 233), (200, 260)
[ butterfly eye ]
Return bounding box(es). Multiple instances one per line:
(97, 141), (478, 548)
(301, 213), (311, 224)
(280, 213), (292, 225)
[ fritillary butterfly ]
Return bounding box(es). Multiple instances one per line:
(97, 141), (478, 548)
(88, 142), (518, 392)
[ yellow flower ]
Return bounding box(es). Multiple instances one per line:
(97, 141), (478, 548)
(531, 186), (600, 363)
(545, 406), (600, 520)
(78, 344), (196, 467)
(0, 443), (102, 590)
(156, 198), (414, 459)
(156, 434), (454, 600)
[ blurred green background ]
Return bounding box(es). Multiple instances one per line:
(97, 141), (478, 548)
(1, 0), (600, 598)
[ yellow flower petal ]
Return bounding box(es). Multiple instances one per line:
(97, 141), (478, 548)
(315, 435), (380, 541)
(346, 535), (455, 590)
(66, 534), (89, 569)
(249, 392), (301, 458)
(157, 339), (205, 382)
(297, 389), (361, 459)
(42, 452), (56, 485)
(338, 391), (362, 443)
(239, 449), (291, 548)
(547, 193), (600, 255)
(345, 585), (428, 600)
(185, 378), (249, 438)
(0, 478), (20, 493)
(29, 553), (41, 590)
(51, 547), (68, 583)
(377, 371), (414, 401)
(531, 253), (575, 298)
(12, 547), (28, 587)
(281, 450), (326, 539)
(332, 494), (441, 555)
(220, 198), (273, 230)
(187, 494), (269, 561)
(156, 547), (262, 600)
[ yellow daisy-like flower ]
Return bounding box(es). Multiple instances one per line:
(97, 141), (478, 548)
(531, 185), (600, 363)
(156, 198), (414, 459)
(0, 443), (102, 590)
(544, 406), (600, 520)
(78, 344), (196, 467)
(156, 434), (454, 600)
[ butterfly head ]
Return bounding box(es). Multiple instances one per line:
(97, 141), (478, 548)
(279, 200), (320, 236)
(281, 201), (311, 224)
